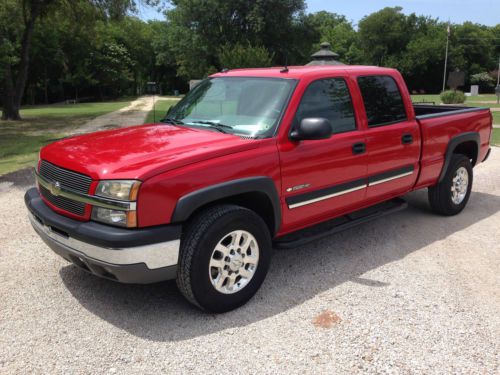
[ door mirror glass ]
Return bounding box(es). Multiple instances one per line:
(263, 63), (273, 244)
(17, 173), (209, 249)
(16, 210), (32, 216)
(290, 118), (332, 141)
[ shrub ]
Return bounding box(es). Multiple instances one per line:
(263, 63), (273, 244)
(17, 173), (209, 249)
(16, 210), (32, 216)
(470, 72), (495, 91)
(440, 90), (466, 104)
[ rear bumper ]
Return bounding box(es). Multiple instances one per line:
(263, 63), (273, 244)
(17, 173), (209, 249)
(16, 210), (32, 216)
(25, 188), (181, 284)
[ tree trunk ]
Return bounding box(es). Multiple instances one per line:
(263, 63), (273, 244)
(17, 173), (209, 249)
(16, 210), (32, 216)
(1, 64), (21, 120)
(1, 3), (44, 120)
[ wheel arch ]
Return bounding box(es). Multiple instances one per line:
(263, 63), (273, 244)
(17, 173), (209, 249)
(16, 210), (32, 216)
(171, 177), (281, 235)
(438, 132), (479, 183)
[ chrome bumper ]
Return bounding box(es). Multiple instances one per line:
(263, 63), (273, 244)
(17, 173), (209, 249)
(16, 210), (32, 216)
(29, 212), (180, 270)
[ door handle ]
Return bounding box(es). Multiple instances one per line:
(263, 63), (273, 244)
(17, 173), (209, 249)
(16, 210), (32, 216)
(402, 133), (413, 144)
(352, 142), (366, 155)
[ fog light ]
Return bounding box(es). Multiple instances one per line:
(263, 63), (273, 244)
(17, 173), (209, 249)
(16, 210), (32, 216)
(91, 207), (137, 228)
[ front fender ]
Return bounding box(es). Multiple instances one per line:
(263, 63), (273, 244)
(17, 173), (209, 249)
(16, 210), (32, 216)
(171, 176), (281, 234)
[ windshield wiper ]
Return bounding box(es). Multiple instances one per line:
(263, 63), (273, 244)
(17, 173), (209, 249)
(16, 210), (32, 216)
(160, 117), (185, 125)
(191, 121), (233, 134)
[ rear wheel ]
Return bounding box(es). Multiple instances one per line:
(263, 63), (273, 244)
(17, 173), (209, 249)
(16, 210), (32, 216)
(176, 204), (272, 312)
(428, 154), (473, 216)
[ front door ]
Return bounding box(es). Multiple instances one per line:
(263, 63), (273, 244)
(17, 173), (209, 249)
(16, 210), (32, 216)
(279, 77), (369, 232)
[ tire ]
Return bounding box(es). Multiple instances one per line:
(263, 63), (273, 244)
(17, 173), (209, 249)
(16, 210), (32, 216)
(176, 204), (272, 313)
(428, 154), (473, 216)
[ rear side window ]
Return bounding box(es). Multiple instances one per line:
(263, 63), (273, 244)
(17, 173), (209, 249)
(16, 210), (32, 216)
(295, 78), (356, 134)
(357, 75), (407, 127)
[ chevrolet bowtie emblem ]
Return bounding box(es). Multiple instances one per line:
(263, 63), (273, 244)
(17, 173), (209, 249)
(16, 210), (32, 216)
(49, 181), (62, 196)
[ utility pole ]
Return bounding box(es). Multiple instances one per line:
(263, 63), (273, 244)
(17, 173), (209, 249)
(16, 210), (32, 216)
(442, 24), (450, 92)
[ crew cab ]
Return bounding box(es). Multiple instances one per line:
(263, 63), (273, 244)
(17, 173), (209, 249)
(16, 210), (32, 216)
(25, 66), (493, 312)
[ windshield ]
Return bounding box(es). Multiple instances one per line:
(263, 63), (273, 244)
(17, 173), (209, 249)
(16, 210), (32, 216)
(165, 77), (296, 137)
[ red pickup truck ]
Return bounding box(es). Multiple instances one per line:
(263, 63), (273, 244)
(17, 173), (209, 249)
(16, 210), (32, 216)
(25, 66), (492, 312)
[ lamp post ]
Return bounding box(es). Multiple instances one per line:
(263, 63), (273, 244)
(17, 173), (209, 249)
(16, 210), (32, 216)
(496, 57), (500, 104)
(442, 24), (450, 93)
(497, 56), (500, 87)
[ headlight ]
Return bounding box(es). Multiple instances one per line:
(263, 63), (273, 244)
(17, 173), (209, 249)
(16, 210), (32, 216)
(95, 180), (141, 201)
(92, 180), (141, 227)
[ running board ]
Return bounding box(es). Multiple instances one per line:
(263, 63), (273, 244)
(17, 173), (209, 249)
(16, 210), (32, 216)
(274, 198), (408, 249)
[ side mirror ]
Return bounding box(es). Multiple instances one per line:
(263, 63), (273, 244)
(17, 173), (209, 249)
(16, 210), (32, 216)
(290, 118), (332, 141)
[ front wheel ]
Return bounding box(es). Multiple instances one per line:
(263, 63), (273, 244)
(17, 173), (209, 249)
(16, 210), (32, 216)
(176, 204), (272, 312)
(428, 154), (473, 216)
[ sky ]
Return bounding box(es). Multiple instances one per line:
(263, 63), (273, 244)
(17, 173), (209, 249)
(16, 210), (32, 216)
(137, 0), (500, 26)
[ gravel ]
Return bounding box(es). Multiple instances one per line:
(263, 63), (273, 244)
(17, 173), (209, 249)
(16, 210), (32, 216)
(1, 150), (499, 374)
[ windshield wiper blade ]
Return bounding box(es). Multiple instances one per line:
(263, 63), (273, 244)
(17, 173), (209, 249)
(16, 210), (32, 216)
(160, 117), (185, 125)
(191, 121), (233, 133)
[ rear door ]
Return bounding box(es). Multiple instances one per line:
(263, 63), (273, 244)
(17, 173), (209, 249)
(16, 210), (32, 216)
(355, 75), (420, 200)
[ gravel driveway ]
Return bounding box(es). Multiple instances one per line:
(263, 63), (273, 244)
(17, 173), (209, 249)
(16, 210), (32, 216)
(1, 150), (499, 374)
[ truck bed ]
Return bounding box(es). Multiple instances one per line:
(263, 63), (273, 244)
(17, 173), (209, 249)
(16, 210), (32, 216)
(412, 104), (492, 190)
(413, 104), (488, 119)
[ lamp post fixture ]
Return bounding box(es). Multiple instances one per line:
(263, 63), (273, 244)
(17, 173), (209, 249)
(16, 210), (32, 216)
(306, 42), (345, 66)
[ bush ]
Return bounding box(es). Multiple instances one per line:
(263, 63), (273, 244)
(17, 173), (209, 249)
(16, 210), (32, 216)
(470, 72), (495, 91)
(440, 90), (466, 104)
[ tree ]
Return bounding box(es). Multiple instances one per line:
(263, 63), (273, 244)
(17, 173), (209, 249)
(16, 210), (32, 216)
(166, 0), (307, 78)
(218, 43), (273, 69)
(1, 0), (57, 120)
(357, 7), (414, 67)
(0, 0), (164, 120)
(304, 11), (359, 64)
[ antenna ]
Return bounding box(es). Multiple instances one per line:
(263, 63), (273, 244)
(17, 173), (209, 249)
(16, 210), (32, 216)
(280, 51), (289, 73)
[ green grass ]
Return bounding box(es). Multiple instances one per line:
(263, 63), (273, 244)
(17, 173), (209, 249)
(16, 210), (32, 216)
(144, 99), (179, 124)
(411, 94), (500, 105)
(411, 94), (442, 104)
(0, 99), (132, 175)
(491, 128), (500, 146)
(492, 112), (500, 125)
(20, 100), (132, 118)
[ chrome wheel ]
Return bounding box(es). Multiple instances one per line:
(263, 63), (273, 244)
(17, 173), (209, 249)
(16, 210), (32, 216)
(209, 230), (259, 294)
(451, 166), (469, 205)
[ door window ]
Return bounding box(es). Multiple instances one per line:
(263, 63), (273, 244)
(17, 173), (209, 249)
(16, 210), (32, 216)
(357, 75), (407, 127)
(295, 78), (356, 134)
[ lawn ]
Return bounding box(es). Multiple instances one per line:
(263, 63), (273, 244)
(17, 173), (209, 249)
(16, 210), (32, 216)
(492, 129), (500, 146)
(143, 98), (180, 124)
(412, 94), (499, 105)
(492, 111), (500, 125)
(0, 99), (132, 175)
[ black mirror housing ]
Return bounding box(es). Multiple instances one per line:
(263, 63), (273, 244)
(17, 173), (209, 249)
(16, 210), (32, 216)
(290, 118), (332, 141)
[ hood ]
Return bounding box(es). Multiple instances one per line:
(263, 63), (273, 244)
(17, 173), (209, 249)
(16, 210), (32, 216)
(40, 124), (259, 180)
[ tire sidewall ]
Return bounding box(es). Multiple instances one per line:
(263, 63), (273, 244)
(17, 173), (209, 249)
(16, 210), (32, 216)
(443, 156), (473, 214)
(189, 209), (271, 312)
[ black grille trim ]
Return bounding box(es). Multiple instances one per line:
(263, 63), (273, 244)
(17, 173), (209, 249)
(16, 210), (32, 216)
(39, 160), (92, 216)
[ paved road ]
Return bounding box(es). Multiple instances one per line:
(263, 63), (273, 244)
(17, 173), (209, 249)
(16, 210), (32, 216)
(0, 150), (499, 374)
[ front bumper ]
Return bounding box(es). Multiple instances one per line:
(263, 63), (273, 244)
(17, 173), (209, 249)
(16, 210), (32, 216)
(25, 188), (181, 284)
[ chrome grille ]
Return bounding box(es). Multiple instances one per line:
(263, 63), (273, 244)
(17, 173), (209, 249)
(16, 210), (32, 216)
(39, 160), (92, 216)
(39, 185), (86, 216)
(39, 160), (92, 193)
